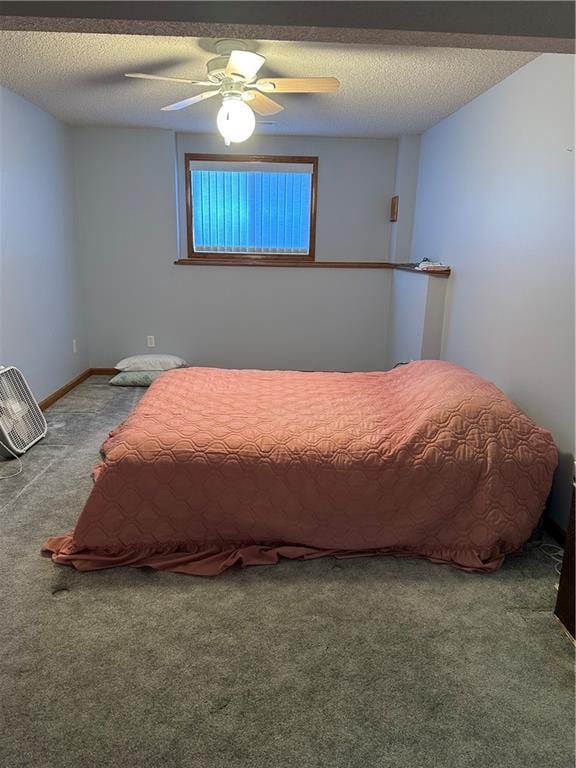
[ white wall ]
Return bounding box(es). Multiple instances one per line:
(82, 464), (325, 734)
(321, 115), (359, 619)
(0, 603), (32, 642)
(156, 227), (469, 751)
(176, 133), (397, 263)
(412, 54), (575, 529)
(389, 134), (421, 263)
(387, 270), (447, 368)
(73, 128), (395, 371)
(0, 86), (87, 401)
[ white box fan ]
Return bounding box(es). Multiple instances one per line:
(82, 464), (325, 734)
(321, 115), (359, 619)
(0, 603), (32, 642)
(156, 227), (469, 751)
(0, 367), (47, 457)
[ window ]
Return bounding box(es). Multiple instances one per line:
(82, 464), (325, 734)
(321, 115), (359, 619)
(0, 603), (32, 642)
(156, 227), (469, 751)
(185, 154), (318, 262)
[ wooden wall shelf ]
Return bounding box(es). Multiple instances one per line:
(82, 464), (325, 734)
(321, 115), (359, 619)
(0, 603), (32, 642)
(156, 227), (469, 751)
(174, 259), (451, 276)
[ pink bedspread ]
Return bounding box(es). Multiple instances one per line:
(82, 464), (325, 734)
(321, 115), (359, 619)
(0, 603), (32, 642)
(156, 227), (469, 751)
(43, 362), (557, 575)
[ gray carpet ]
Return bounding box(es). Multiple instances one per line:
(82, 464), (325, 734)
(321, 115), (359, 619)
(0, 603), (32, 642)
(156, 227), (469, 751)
(0, 376), (573, 768)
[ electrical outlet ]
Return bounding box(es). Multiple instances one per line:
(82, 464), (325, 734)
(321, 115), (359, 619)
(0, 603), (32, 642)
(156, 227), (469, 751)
(147, 336), (156, 348)
(72, 339), (78, 354)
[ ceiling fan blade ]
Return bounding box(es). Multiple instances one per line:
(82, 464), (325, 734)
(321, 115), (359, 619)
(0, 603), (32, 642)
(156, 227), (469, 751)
(161, 90), (219, 111)
(244, 91), (284, 116)
(225, 50), (266, 81)
(125, 73), (211, 85)
(255, 77), (340, 93)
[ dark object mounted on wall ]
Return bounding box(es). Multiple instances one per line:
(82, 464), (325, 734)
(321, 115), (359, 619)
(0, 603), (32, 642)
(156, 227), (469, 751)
(390, 195), (399, 222)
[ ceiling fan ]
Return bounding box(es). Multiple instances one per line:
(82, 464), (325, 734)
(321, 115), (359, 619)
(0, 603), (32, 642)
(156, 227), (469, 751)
(124, 39), (340, 145)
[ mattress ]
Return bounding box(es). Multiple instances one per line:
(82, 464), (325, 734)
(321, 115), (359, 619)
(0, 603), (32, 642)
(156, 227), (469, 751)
(42, 361), (557, 575)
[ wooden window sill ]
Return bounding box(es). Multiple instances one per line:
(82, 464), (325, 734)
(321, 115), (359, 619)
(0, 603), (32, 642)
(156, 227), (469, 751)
(174, 259), (451, 276)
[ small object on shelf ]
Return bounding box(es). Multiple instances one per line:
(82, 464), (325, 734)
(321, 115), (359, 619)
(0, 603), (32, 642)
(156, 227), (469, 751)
(416, 258), (448, 272)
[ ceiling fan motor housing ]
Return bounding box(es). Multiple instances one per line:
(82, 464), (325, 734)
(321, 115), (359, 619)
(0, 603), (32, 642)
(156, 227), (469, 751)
(207, 39), (254, 83)
(206, 56), (232, 84)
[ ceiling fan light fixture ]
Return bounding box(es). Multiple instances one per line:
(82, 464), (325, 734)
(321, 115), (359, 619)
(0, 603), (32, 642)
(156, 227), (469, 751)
(216, 96), (256, 146)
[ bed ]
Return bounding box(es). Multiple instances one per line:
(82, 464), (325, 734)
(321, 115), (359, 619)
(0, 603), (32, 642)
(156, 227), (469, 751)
(42, 361), (557, 575)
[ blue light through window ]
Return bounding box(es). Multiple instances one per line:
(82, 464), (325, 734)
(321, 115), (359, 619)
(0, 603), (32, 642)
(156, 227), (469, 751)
(191, 168), (313, 255)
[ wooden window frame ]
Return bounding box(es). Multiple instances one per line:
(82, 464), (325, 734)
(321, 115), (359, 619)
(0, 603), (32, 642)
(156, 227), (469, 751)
(184, 153), (318, 264)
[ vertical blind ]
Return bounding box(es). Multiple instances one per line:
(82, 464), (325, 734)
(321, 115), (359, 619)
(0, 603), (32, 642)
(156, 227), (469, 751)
(190, 162), (314, 255)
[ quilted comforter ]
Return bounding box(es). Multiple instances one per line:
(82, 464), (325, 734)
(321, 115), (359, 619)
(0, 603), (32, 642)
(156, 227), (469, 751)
(43, 361), (557, 575)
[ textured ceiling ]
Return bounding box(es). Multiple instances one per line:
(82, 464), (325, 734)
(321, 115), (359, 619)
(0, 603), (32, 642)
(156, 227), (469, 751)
(0, 31), (537, 137)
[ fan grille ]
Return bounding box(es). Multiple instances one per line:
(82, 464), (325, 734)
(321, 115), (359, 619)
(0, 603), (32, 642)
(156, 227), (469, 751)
(0, 367), (46, 453)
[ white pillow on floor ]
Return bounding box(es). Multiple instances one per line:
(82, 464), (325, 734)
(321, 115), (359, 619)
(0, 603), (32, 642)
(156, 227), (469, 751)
(114, 354), (188, 372)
